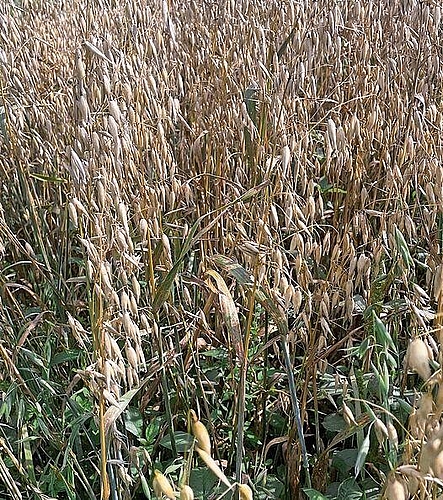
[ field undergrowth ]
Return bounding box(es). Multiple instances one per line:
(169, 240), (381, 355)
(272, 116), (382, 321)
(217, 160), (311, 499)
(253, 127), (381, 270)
(1, 0), (443, 499)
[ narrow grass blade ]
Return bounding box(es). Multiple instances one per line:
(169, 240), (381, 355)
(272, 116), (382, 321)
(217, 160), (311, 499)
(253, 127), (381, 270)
(355, 425), (372, 478)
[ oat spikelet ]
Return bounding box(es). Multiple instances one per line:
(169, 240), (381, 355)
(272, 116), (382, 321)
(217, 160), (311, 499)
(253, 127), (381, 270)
(152, 470), (175, 499)
(180, 485), (194, 500)
(436, 380), (443, 417)
(387, 421), (398, 450)
(374, 417), (389, 445)
(189, 409), (211, 455)
(238, 483), (253, 500)
(195, 447), (231, 487)
(342, 401), (356, 426)
(384, 473), (408, 500)
(432, 449), (443, 479)
(405, 338), (432, 381)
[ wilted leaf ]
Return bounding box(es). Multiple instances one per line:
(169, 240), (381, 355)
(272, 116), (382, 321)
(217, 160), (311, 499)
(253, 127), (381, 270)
(206, 270), (244, 360)
(355, 429), (371, 477)
(210, 254), (288, 336)
(103, 388), (139, 434)
(195, 447), (232, 487)
(153, 183), (269, 313)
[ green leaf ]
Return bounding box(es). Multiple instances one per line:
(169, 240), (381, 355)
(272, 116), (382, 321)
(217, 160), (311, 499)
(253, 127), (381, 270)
(318, 176), (333, 192)
(357, 336), (372, 358)
(140, 474), (151, 499)
(317, 176), (346, 194)
(382, 362), (390, 397)
(394, 225), (414, 269)
(160, 431), (194, 452)
(50, 349), (81, 367)
(336, 478), (362, 500)
(29, 172), (67, 183)
(333, 449), (359, 474)
(355, 427), (372, 477)
(302, 488), (330, 499)
(384, 350), (397, 369)
(370, 363), (388, 399)
(0, 105), (6, 142)
(372, 312), (394, 350)
(20, 348), (46, 368)
(323, 414), (347, 433)
(244, 83), (260, 126)
(145, 418), (162, 445)
(189, 466), (218, 497)
(256, 474), (284, 498)
(164, 462), (183, 475)
(125, 406), (143, 438)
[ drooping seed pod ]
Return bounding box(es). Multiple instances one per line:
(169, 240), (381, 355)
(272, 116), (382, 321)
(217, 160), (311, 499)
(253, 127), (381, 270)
(386, 421), (398, 450)
(405, 338), (432, 381)
(419, 439), (435, 475)
(342, 401), (356, 426)
(140, 218), (148, 242)
(75, 50), (86, 80)
(432, 449), (443, 479)
(238, 483), (253, 500)
(152, 470), (175, 499)
(189, 409), (211, 455)
(435, 382), (443, 419)
(374, 417), (389, 445)
(416, 392), (434, 428)
(102, 389), (120, 408)
(195, 447), (231, 487)
(68, 201), (78, 228)
(384, 473), (408, 500)
(180, 485), (194, 500)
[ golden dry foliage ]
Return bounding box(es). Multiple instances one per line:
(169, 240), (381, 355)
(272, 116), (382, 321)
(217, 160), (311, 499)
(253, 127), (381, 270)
(401, 297), (443, 497)
(374, 417), (389, 446)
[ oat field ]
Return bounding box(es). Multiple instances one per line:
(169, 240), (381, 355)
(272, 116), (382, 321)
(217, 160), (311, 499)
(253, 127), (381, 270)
(1, 0), (443, 499)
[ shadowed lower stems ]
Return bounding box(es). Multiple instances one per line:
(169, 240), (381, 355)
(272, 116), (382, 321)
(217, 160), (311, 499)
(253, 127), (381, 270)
(235, 359), (247, 489)
(281, 337), (311, 488)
